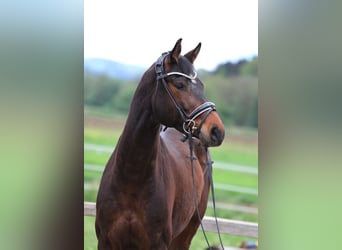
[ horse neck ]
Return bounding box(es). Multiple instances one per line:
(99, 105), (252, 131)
(115, 67), (160, 179)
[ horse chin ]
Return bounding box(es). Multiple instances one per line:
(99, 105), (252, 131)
(198, 128), (225, 147)
(198, 133), (218, 147)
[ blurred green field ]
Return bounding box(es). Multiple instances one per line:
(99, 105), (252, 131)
(84, 114), (258, 250)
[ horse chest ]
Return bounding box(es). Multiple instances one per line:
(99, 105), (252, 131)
(113, 180), (170, 220)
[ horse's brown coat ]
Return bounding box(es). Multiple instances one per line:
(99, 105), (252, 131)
(95, 39), (225, 250)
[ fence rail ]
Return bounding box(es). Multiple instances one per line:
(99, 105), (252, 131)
(84, 202), (258, 238)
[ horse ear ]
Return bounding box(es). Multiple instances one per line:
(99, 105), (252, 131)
(185, 42), (201, 64)
(170, 38), (182, 64)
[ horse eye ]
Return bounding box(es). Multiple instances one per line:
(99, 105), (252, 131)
(174, 82), (186, 90)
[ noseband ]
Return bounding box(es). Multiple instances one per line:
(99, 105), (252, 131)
(155, 52), (216, 135)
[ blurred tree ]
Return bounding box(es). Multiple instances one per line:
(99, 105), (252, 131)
(110, 84), (136, 114)
(249, 98), (258, 128)
(84, 74), (122, 106)
(214, 59), (247, 76)
(240, 56), (258, 76)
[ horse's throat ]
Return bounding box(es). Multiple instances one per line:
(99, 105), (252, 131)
(114, 100), (160, 179)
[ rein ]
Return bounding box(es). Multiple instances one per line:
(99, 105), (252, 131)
(156, 52), (224, 249)
(187, 131), (224, 250)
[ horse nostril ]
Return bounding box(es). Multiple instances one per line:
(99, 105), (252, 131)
(210, 126), (224, 145)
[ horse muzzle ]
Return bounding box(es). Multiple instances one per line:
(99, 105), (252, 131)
(181, 102), (225, 147)
(198, 111), (225, 147)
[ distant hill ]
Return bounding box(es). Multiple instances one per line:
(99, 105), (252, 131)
(84, 58), (146, 80)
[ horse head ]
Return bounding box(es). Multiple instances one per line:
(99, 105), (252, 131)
(153, 38), (225, 147)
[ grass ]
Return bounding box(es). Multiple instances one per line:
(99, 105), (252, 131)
(85, 217), (97, 250)
(84, 113), (258, 249)
(84, 150), (109, 166)
(84, 128), (122, 146)
(210, 143), (258, 167)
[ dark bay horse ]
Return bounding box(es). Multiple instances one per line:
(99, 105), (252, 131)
(95, 39), (225, 250)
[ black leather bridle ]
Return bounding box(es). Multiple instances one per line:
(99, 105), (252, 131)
(155, 52), (225, 249)
(155, 52), (217, 137)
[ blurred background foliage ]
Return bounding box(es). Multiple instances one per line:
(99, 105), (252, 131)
(84, 56), (258, 128)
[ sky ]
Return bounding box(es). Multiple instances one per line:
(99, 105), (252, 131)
(84, 0), (258, 71)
